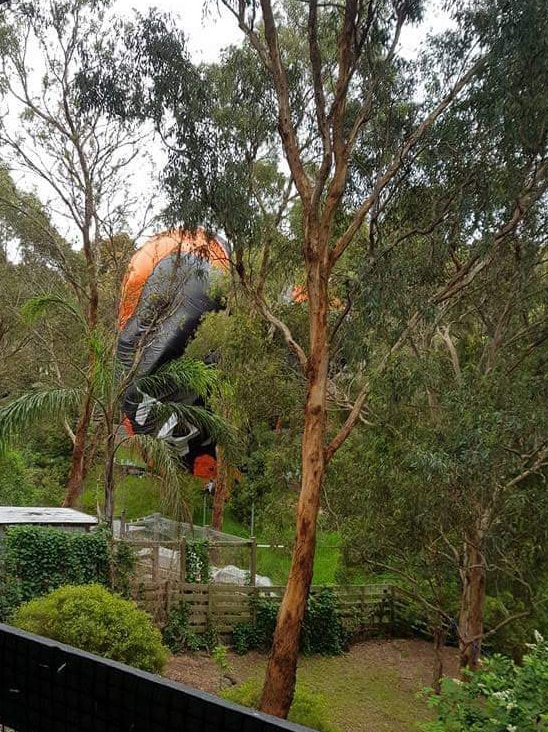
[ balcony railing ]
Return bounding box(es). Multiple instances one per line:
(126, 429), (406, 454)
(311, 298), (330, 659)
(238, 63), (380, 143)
(0, 623), (308, 732)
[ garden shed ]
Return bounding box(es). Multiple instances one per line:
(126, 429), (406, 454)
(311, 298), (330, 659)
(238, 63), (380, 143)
(0, 507), (98, 538)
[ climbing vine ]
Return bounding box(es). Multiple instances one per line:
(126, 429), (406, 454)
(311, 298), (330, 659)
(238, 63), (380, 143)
(185, 539), (210, 583)
(1, 526), (135, 613)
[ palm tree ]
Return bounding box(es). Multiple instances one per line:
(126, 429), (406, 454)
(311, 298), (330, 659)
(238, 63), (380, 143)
(0, 295), (232, 525)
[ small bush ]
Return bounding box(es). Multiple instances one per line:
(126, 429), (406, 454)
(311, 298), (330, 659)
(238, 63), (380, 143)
(422, 633), (548, 732)
(301, 590), (347, 655)
(222, 679), (339, 731)
(11, 584), (168, 673)
(0, 574), (22, 622)
(233, 597), (279, 654)
(163, 601), (218, 653)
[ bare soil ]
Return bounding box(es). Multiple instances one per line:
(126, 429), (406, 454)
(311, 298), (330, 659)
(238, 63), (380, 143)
(165, 638), (460, 731)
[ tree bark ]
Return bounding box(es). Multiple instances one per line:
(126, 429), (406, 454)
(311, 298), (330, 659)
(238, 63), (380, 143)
(458, 532), (486, 671)
(62, 389), (94, 507)
(259, 258), (329, 718)
(103, 428), (116, 528)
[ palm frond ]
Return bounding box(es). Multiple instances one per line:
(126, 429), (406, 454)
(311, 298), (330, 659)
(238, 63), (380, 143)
(0, 388), (83, 442)
(21, 294), (87, 329)
(135, 358), (222, 399)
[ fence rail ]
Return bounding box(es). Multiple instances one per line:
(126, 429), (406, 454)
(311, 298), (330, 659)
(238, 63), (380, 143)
(133, 580), (395, 632)
(0, 623), (308, 732)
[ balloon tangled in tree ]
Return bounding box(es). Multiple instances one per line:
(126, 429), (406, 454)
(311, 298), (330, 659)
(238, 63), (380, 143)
(118, 228), (229, 477)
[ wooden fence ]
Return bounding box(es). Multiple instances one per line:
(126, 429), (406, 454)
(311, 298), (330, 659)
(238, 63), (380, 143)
(122, 537), (399, 635)
(132, 579), (396, 634)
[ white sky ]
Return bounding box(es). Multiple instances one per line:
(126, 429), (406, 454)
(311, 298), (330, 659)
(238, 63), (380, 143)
(114, 1), (452, 62)
(114, 1), (243, 62)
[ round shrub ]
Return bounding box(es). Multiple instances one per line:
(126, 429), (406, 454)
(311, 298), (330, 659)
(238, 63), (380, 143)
(221, 679), (339, 731)
(11, 584), (168, 673)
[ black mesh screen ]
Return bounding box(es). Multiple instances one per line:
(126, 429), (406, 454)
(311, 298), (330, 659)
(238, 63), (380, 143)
(0, 624), (307, 732)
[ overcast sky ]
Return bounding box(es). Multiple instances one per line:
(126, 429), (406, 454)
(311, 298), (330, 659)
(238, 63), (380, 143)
(114, 1), (243, 61)
(114, 1), (453, 62)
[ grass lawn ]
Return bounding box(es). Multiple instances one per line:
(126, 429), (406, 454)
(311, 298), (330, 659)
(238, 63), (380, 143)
(166, 638), (460, 732)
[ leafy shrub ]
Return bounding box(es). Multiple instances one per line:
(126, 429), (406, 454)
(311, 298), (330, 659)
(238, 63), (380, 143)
(185, 539), (210, 583)
(163, 601), (218, 653)
(232, 589), (347, 656)
(11, 584), (168, 673)
(422, 633), (548, 731)
(0, 574), (22, 621)
(2, 525), (135, 603)
(222, 679), (339, 731)
(109, 539), (136, 597)
(0, 449), (36, 504)
(232, 597), (279, 654)
(301, 590), (347, 655)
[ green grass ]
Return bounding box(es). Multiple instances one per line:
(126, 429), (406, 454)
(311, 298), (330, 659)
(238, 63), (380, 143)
(80, 465), (163, 520)
(226, 647), (433, 732)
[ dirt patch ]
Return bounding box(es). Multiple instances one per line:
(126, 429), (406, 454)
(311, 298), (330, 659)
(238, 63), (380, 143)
(165, 639), (459, 731)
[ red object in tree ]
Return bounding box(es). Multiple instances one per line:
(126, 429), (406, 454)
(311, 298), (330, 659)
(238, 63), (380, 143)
(193, 454), (217, 481)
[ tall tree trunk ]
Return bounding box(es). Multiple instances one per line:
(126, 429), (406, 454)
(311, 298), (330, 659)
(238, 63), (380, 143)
(104, 428), (116, 528)
(62, 389), (94, 507)
(458, 531), (486, 671)
(259, 259), (329, 718)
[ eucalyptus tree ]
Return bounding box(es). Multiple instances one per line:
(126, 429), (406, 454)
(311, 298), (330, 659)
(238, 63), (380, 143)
(0, 167), (89, 438)
(78, 0), (548, 716)
(0, 0), (155, 507)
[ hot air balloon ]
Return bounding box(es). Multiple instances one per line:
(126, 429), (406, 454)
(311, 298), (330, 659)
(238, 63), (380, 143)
(117, 228), (229, 468)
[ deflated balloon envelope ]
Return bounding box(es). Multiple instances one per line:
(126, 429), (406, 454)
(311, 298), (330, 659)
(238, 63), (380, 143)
(117, 228), (228, 466)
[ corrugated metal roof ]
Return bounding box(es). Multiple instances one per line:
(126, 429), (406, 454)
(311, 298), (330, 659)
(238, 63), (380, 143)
(0, 507), (98, 525)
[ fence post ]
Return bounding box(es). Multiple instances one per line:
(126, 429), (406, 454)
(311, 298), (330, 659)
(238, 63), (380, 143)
(208, 583), (213, 627)
(249, 537), (257, 587)
(164, 579), (171, 623)
(152, 543), (159, 584)
(179, 537), (186, 585)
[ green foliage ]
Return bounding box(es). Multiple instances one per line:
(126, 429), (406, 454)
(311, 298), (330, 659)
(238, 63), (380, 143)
(0, 574), (22, 622)
(22, 425), (72, 506)
(212, 643), (233, 690)
(232, 597), (279, 654)
(232, 589), (346, 656)
(185, 539), (210, 583)
(301, 590), (348, 656)
(162, 601), (218, 653)
(0, 449), (36, 504)
(3, 526), (111, 602)
(11, 584), (168, 673)
(109, 539), (136, 597)
(221, 679), (339, 732)
(422, 635), (548, 731)
(162, 601), (198, 652)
